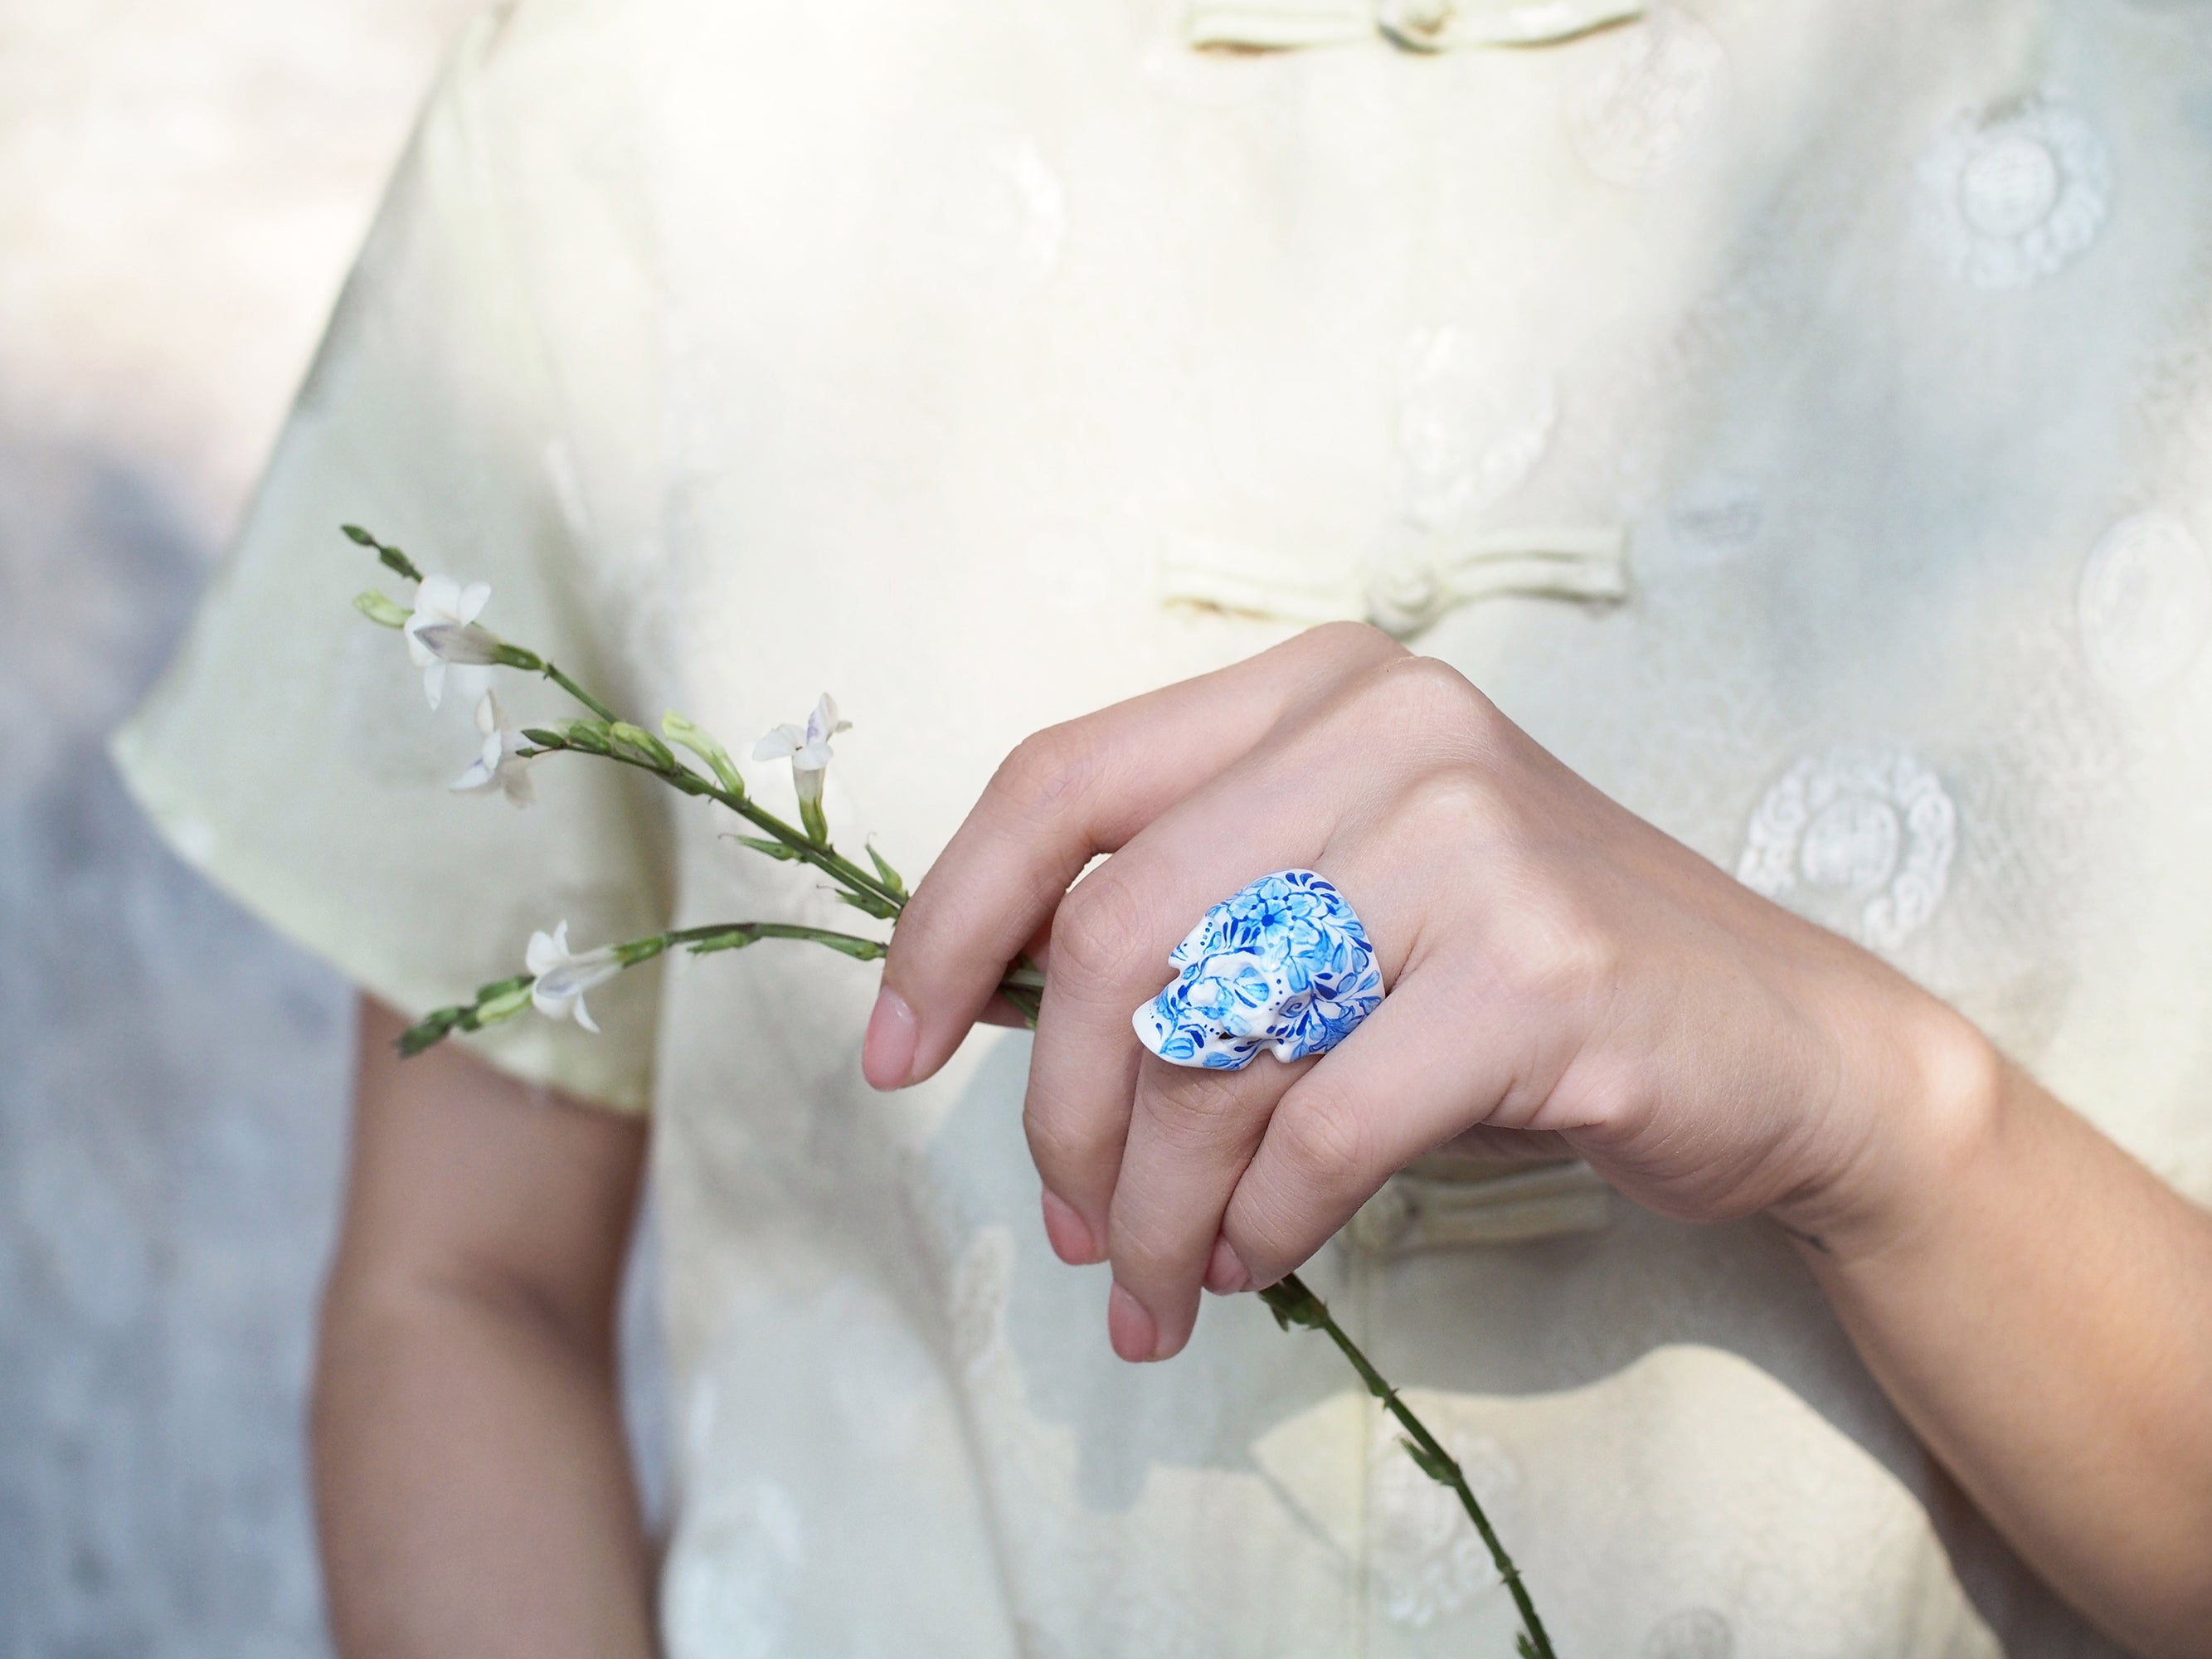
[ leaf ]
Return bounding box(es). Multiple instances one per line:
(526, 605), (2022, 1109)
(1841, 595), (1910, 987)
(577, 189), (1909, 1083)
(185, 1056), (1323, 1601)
(735, 835), (805, 863)
(1517, 1635), (1540, 1659)
(866, 842), (907, 896)
(1398, 1436), (1458, 1486)
(1256, 1277), (1327, 1331)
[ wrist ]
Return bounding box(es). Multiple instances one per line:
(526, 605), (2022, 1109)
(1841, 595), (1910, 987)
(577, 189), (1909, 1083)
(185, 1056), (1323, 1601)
(1769, 980), (2005, 1267)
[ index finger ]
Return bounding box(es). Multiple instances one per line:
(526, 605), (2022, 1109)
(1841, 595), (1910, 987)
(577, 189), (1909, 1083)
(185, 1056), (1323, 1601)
(868, 624), (1403, 1090)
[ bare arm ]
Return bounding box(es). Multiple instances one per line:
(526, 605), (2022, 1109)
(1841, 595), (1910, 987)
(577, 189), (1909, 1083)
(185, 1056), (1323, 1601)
(1801, 1048), (2212, 1658)
(313, 996), (657, 1659)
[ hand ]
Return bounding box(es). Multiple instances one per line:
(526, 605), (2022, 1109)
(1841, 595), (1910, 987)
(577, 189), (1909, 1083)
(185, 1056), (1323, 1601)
(869, 625), (1999, 1362)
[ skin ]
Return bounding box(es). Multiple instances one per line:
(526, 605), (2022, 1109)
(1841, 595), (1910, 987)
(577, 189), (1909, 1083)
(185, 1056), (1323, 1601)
(314, 999), (656, 1659)
(868, 623), (2212, 1657)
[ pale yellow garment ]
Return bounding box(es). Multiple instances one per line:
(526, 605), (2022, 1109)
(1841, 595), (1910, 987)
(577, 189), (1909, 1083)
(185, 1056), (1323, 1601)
(115, 0), (2212, 1652)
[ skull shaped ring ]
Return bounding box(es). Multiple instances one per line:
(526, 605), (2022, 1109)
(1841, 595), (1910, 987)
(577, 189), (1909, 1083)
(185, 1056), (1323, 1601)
(1132, 869), (1386, 1071)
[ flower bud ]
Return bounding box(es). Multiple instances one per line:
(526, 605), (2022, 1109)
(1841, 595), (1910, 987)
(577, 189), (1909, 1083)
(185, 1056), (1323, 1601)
(661, 712), (746, 797)
(352, 590), (411, 629)
(610, 722), (678, 771)
(413, 620), (506, 665)
(474, 982), (535, 1024)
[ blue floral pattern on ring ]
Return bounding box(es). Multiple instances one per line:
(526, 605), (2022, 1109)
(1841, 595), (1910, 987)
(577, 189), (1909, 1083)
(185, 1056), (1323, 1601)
(1132, 869), (1385, 1070)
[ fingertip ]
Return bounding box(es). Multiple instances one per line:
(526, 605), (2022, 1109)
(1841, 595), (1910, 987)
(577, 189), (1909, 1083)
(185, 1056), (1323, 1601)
(1040, 1188), (1099, 1264)
(1107, 1282), (1161, 1363)
(1203, 1234), (1252, 1297)
(860, 985), (918, 1090)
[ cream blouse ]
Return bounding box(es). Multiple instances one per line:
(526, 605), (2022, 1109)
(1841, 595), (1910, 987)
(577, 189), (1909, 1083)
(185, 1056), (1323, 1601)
(117, 0), (2212, 1652)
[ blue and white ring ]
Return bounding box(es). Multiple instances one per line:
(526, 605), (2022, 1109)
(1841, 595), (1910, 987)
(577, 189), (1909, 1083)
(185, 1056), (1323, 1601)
(1133, 869), (1386, 1071)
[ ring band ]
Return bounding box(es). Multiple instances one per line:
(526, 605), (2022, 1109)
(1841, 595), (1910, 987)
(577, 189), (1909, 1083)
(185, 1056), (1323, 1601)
(1133, 868), (1386, 1071)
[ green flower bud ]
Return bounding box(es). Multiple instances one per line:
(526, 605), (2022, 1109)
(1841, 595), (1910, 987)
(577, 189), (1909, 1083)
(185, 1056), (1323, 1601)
(352, 590), (411, 628)
(474, 982), (535, 1024)
(610, 722), (678, 771)
(561, 719), (614, 754)
(661, 711), (746, 797)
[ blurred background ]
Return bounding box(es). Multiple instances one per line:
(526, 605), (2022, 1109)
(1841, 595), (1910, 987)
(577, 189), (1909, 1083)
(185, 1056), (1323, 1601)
(0, 4), (664, 1652)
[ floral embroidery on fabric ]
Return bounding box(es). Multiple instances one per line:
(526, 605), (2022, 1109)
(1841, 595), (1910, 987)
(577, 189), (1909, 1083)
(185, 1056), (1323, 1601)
(1366, 1411), (1520, 1626)
(1737, 748), (1957, 952)
(1563, 7), (1732, 189)
(1134, 869), (1386, 1068)
(2078, 511), (2212, 698)
(1914, 97), (2111, 289)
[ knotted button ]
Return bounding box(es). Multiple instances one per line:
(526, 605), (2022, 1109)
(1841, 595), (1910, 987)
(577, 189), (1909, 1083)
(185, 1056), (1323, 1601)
(1378, 0), (1456, 49)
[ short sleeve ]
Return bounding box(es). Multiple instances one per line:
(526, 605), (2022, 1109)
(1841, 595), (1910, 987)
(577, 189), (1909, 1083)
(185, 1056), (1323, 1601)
(111, 12), (668, 1111)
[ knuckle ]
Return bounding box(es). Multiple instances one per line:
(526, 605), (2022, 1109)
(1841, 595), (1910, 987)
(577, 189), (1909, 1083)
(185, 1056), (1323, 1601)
(985, 722), (1094, 819)
(1022, 1095), (1114, 1183)
(1049, 869), (1156, 988)
(1267, 1086), (1369, 1193)
(1364, 654), (1501, 747)
(1403, 764), (1514, 849)
(1304, 620), (1407, 668)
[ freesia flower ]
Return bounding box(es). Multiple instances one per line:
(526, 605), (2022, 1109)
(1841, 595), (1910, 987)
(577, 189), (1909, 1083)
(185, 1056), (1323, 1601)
(450, 692), (535, 806)
(526, 921), (620, 1033)
(404, 573), (493, 709)
(753, 693), (852, 810)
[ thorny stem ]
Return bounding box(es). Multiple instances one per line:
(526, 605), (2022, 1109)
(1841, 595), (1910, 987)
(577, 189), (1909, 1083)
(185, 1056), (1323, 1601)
(1257, 1275), (1557, 1659)
(352, 527), (1546, 1651)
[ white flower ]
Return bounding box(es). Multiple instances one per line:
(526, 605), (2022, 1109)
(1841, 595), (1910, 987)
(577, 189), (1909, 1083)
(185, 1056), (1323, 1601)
(450, 693), (535, 806)
(525, 921), (620, 1034)
(404, 573), (493, 709)
(753, 693), (853, 806)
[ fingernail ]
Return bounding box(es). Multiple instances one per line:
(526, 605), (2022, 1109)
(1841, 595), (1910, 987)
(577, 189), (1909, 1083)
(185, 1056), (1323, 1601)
(1107, 1282), (1159, 1363)
(1040, 1190), (1097, 1265)
(1203, 1236), (1252, 1297)
(861, 986), (917, 1090)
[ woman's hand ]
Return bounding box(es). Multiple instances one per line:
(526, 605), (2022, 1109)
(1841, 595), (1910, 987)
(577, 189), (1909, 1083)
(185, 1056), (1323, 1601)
(869, 624), (1998, 1363)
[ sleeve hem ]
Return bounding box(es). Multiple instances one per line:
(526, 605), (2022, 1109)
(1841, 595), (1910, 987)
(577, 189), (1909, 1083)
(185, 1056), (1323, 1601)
(107, 714), (654, 1115)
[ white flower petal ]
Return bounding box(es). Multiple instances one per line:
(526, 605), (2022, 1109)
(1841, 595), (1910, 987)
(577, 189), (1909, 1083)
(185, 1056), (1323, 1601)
(423, 660), (447, 710)
(754, 724), (804, 761)
(450, 757), (495, 793)
(572, 996), (600, 1034)
(456, 581), (492, 625)
(526, 923), (566, 975)
(416, 573), (462, 618)
(475, 693), (499, 737)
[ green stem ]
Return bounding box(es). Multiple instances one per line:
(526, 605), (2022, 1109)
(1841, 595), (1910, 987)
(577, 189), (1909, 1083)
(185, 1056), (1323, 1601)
(1262, 1273), (1555, 1659)
(527, 734), (904, 911)
(540, 662), (619, 724)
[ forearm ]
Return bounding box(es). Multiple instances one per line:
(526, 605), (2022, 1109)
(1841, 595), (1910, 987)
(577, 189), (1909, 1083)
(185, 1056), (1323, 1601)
(313, 1265), (658, 1658)
(1801, 1038), (2212, 1657)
